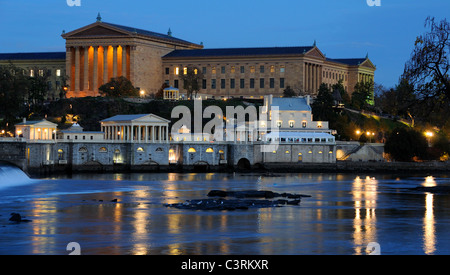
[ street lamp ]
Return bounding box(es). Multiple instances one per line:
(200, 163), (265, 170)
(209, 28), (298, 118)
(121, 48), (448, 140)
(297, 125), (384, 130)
(425, 131), (434, 147)
(140, 90), (145, 98)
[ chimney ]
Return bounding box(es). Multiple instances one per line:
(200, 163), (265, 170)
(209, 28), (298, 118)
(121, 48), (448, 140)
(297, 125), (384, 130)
(306, 95), (310, 106)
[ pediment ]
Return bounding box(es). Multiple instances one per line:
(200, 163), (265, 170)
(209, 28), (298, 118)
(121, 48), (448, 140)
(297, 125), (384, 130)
(134, 114), (171, 123)
(360, 59), (376, 70)
(63, 23), (130, 39)
(305, 47), (326, 59)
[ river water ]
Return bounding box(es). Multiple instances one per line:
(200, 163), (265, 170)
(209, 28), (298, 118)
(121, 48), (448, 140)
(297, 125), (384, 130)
(0, 166), (449, 255)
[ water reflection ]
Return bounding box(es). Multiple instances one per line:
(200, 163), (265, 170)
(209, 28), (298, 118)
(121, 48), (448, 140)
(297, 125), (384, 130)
(352, 176), (378, 255)
(423, 176), (436, 255)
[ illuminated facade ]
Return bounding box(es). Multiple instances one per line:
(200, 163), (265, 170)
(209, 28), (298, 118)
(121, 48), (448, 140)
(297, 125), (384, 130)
(0, 16), (375, 100)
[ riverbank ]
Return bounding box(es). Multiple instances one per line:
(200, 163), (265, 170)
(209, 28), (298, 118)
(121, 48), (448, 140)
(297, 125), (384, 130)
(26, 161), (450, 178)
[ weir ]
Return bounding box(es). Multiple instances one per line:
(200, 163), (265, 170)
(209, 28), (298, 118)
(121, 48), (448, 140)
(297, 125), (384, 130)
(0, 164), (35, 189)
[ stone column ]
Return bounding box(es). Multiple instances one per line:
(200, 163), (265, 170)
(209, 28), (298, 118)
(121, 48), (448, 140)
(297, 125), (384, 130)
(93, 46), (98, 94)
(113, 46), (118, 78)
(122, 45), (127, 78)
(74, 47), (80, 92)
(145, 126), (149, 143)
(158, 126), (162, 142)
(103, 46), (109, 84)
(83, 46), (89, 91)
(151, 126), (155, 142)
(166, 126), (169, 143)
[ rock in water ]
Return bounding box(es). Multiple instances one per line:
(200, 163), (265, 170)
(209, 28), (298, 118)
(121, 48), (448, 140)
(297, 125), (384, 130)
(9, 213), (32, 223)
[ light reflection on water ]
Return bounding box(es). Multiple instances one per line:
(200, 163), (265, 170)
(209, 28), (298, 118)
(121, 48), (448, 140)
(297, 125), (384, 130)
(0, 172), (449, 255)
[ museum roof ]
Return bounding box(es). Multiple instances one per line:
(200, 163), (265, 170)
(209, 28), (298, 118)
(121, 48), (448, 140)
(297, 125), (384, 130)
(271, 97), (311, 112)
(326, 58), (368, 66)
(101, 22), (202, 48)
(163, 46), (315, 58)
(0, 52), (66, 61)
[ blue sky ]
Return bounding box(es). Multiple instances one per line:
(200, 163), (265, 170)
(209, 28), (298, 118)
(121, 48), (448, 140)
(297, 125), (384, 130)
(0, 0), (449, 88)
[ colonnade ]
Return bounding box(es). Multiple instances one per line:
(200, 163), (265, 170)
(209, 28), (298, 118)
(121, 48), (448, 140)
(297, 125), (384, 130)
(359, 73), (374, 84)
(102, 124), (169, 143)
(67, 45), (132, 95)
(305, 62), (322, 95)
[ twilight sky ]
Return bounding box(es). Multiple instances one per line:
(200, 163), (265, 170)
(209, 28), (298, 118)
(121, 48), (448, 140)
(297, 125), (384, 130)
(0, 0), (449, 88)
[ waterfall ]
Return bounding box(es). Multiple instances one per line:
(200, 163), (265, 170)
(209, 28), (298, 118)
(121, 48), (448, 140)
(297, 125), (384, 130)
(0, 164), (35, 190)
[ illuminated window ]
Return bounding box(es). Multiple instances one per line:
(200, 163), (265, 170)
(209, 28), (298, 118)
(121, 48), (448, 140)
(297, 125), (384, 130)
(175, 67), (179, 75)
(212, 67), (216, 74)
(329, 151), (333, 154)
(188, 148), (196, 153)
(137, 147), (144, 152)
(99, 147), (108, 153)
(317, 122), (323, 128)
(280, 65), (285, 73)
(231, 66), (235, 73)
(308, 151), (313, 154)
(289, 121), (295, 128)
(302, 121), (307, 128)
(30, 70), (34, 77)
(285, 150), (290, 154)
(272, 151), (277, 154)
(56, 69), (61, 77)
(183, 67), (188, 75)
(38, 70), (44, 77)
(270, 65), (275, 73)
(318, 151), (323, 154)
(194, 68), (198, 75)
(206, 148), (214, 153)
(277, 121), (282, 128)
(250, 66), (255, 73)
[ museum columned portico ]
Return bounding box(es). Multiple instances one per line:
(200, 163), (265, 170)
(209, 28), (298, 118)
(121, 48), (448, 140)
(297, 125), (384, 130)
(67, 44), (132, 97)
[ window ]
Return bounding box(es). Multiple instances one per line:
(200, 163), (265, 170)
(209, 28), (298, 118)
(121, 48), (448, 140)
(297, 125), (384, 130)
(156, 147), (164, 152)
(56, 69), (61, 77)
(221, 66), (225, 74)
(285, 150), (290, 154)
(165, 68), (169, 75)
(137, 147), (144, 152)
(183, 67), (188, 75)
(270, 78), (274, 88)
(79, 147), (87, 153)
(240, 66), (245, 73)
(202, 79), (207, 89)
(221, 79), (225, 89)
(58, 149), (64, 160)
(211, 79), (216, 89)
(250, 78), (255, 89)
(260, 78), (264, 89)
(289, 121), (295, 128)
(277, 121), (282, 128)
(194, 68), (198, 75)
(202, 67), (207, 74)
(260, 65), (265, 73)
(174, 67), (179, 75)
(99, 147), (108, 153)
(240, 79), (245, 89)
(280, 78), (285, 88)
(38, 70), (44, 77)
(250, 66), (255, 73)
(206, 148), (214, 153)
(30, 70), (34, 77)
(174, 79), (179, 88)
(188, 147), (196, 153)
(230, 79), (235, 89)
(231, 66), (235, 73)
(302, 121), (307, 128)
(270, 65), (275, 73)
(212, 67), (216, 74)
(280, 65), (285, 73)
(219, 150), (225, 160)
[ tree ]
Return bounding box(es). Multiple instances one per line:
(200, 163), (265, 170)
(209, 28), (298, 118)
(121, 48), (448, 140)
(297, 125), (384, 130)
(351, 80), (374, 110)
(403, 17), (450, 103)
(155, 82), (169, 99)
(384, 127), (428, 162)
(178, 66), (203, 99)
(283, 86), (296, 97)
(0, 64), (29, 129)
(312, 83), (334, 121)
(28, 67), (50, 107)
(98, 76), (139, 97)
(332, 80), (350, 106)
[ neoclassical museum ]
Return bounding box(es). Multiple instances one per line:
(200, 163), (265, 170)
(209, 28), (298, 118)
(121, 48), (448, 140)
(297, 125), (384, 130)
(0, 14), (376, 100)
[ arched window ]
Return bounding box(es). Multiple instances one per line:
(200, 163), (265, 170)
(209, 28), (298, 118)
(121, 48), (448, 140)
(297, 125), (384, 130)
(188, 148), (196, 153)
(79, 147), (87, 153)
(206, 148), (214, 153)
(99, 147), (107, 153)
(137, 147), (144, 152)
(156, 147), (164, 152)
